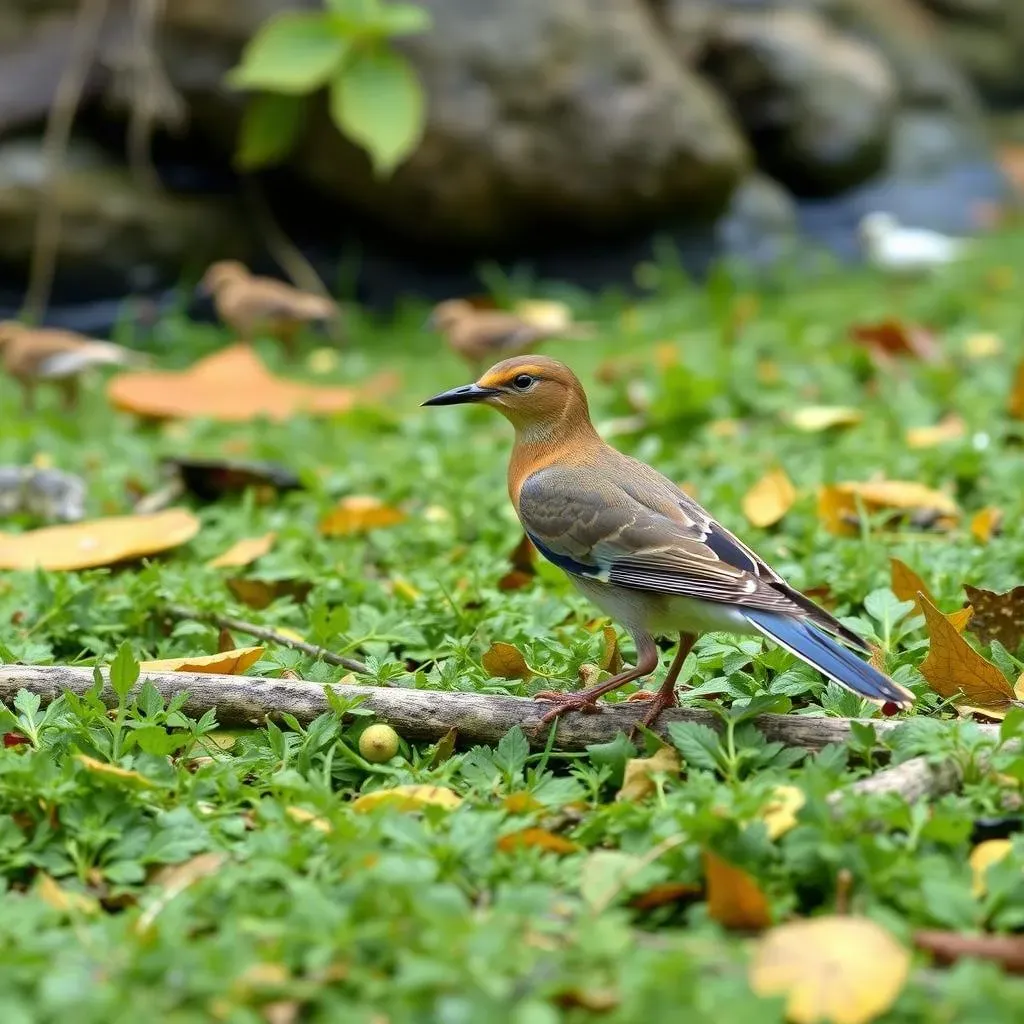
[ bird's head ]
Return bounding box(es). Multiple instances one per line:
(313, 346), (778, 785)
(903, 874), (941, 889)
(197, 260), (250, 297)
(858, 211), (898, 245)
(426, 299), (474, 331)
(422, 354), (591, 435)
(0, 320), (26, 347)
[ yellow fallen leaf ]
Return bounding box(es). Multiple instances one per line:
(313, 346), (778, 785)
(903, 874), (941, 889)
(36, 873), (100, 916)
(0, 509), (199, 571)
(74, 754), (151, 786)
(139, 646), (264, 675)
(918, 593), (1017, 715)
(616, 745), (681, 802)
(703, 849), (772, 930)
(758, 785), (805, 840)
(749, 916), (910, 1024)
(285, 806), (332, 832)
(970, 839), (1013, 898)
(351, 784), (462, 813)
(206, 532), (276, 569)
(964, 333), (1003, 359)
(788, 406), (863, 432)
(497, 828), (580, 855)
(481, 641), (534, 681)
(970, 507), (1003, 545)
(889, 558), (971, 634)
(742, 468), (797, 529)
(818, 481), (958, 537)
(319, 495), (407, 536)
(906, 415), (965, 449)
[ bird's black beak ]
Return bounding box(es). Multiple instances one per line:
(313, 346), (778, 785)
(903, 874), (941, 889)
(422, 383), (499, 407)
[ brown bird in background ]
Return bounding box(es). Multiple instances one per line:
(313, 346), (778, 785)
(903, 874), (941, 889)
(199, 261), (341, 356)
(429, 299), (596, 372)
(0, 322), (146, 412)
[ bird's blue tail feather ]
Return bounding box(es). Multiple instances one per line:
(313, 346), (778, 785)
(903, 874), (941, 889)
(743, 610), (914, 708)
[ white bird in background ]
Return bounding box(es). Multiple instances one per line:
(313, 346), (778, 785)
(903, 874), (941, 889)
(858, 212), (968, 274)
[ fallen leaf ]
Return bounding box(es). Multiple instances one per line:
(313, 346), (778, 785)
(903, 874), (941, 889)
(703, 850), (772, 930)
(616, 745), (681, 802)
(600, 624), (623, 674)
(889, 557), (971, 634)
(498, 533), (538, 591)
(481, 641), (534, 681)
(207, 532), (277, 569)
(750, 916), (910, 1024)
(918, 592), (1018, 715)
(497, 828), (579, 855)
(970, 507), (1003, 545)
(217, 627), (237, 653)
(351, 784), (462, 813)
(914, 930), (1024, 974)
(818, 481), (958, 537)
(849, 319), (941, 363)
(970, 839), (1012, 898)
(226, 577), (312, 610)
(319, 495), (407, 536)
(1010, 361), (1024, 421)
(963, 585), (1024, 652)
(788, 406), (863, 432)
(963, 333), (1003, 359)
(74, 754), (151, 787)
(742, 468), (797, 528)
(263, 1001), (301, 1024)
(629, 881), (702, 910)
(759, 785), (805, 840)
(108, 344), (397, 421)
(502, 792), (543, 814)
(36, 873), (100, 916)
(139, 646), (264, 675)
(0, 509), (199, 571)
(285, 806), (332, 833)
(552, 988), (620, 1012)
(905, 415), (965, 449)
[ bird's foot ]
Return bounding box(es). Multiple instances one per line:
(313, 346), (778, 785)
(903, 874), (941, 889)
(533, 689), (606, 724)
(624, 687), (679, 734)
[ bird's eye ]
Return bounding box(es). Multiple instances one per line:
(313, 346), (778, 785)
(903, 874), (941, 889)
(511, 374), (535, 391)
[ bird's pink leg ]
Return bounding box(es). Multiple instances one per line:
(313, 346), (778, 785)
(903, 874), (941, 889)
(631, 632), (696, 730)
(534, 634), (659, 723)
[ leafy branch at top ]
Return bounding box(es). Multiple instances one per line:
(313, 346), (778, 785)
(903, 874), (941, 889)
(227, 0), (432, 176)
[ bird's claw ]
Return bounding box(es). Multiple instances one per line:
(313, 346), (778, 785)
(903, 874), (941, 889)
(533, 689), (605, 724)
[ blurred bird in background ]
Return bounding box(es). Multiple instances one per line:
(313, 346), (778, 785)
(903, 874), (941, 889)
(0, 322), (147, 411)
(858, 212), (967, 275)
(424, 355), (915, 729)
(198, 260), (341, 356)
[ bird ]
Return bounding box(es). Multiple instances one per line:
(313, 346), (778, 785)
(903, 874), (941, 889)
(858, 212), (967, 275)
(423, 355), (915, 728)
(198, 261), (340, 356)
(0, 322), (146, 411)
(428, 299), (595, 372)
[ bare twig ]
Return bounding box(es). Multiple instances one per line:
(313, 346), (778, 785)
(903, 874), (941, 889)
(0, 664), (1001, 751)
(828, 754), (963, 807)
(162, 603), (368, 675)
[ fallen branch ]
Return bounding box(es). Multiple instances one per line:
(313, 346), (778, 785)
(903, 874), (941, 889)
(828, 754), (963, 808)
(0, 664), (1000, 751)
(162, 604), (368, 675)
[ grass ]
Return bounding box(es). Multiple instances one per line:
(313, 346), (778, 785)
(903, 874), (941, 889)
(3, 238), (1024, 1021)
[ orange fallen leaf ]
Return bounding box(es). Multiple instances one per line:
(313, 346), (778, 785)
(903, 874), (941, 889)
(108, 343), (397, 422)
(497, 828), (579, 855)
(0, 509), (199, 571)
(481, 641), (535, 681)
(1010, 361), (1024, 421)
(963, 585), (1024, 653)
(207, 532), (276, 569)
(616, 745), (681, 802)
(502, 792), (543, 815)
(889, 557), (971, 634)
(970, 507), (1003, 545)
(37, 873), (100, 916)
(285, 806), (332, 833)
(226, 577), (311, 610)
(742, 467), (797, 528)
(818, 481), (958, 537)
(788, 406), (863, 432)
(918, 592), (1018, 715)
(319, 495), (407, 536)
(351, 785), (462, 813)
(849, 319), (941, 363)
(703, 849), (772, 930)
(139, 646), (264, 675)
(905, 415), (965, 449)
(498, 533), (538, 592)
(629, 881), (702, 910)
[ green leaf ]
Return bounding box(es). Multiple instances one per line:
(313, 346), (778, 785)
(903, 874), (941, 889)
(226, 13), (349, 95)
(377, 3), (433, 35)
(329, 45), (425, 175)
(586, 732), (636, 786)
(667, 721), (722, 772)
(494, 726), (529, 779)
(110, 642), (140, 701)
(236, 93), (306, 170)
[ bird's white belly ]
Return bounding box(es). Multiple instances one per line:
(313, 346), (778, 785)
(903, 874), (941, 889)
(571, 577), (757, 638)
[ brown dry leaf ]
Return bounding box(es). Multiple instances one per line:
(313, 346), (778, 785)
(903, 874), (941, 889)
(818, 481), (958, 537)
(498, 533), (538, 591)
(1010, 361), (1024, 421)
(905, 415), (965, 449)
(207, 532), (276, 569)
(108, 343), (397, 421)
(600, 624), (623, 674)
(914, 930), (1024, 974)
(970, 507), (1003, 545)
(139, 646), (264, 675)
(319, 495), (407, 536)
(481, 641), (534, 681)
(629, 881), (702, 910)
(0, 508), (199, 571)
(888, 558), (972, 634)
(849, 319), (941, 363)
(758, 785), (805, 840)
(502, 792), (543, 814)
(963, 585), (1024, 652)
(351, 784), (462, 813)
(226, 577), (312, 610)
(37, 873), (100, 916)
(750, 916), (910, 1024)
(74, 754), (152, 787)
(703, 850), (772, 930)
(918, 592), (1017, 714)
(742, 468), (797, 528)
(497, 828), (580, 855)
(788, 406), (863, 432)
(616, 745), (681, 802)
(285, 806), (332, 832)
(970, 839), (1012, 898)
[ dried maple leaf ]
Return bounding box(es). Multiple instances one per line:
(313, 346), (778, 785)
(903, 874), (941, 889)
(139, 646), (264, 675)
(108, 344), (397, 421)
(742, 467), (797, 528)
(703, 850), (772, 930)
(963, 585), (1024, 653)
(319, 495), (406, 536)
(207, 532), (276, 569)
(849, 319), (941, 363)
